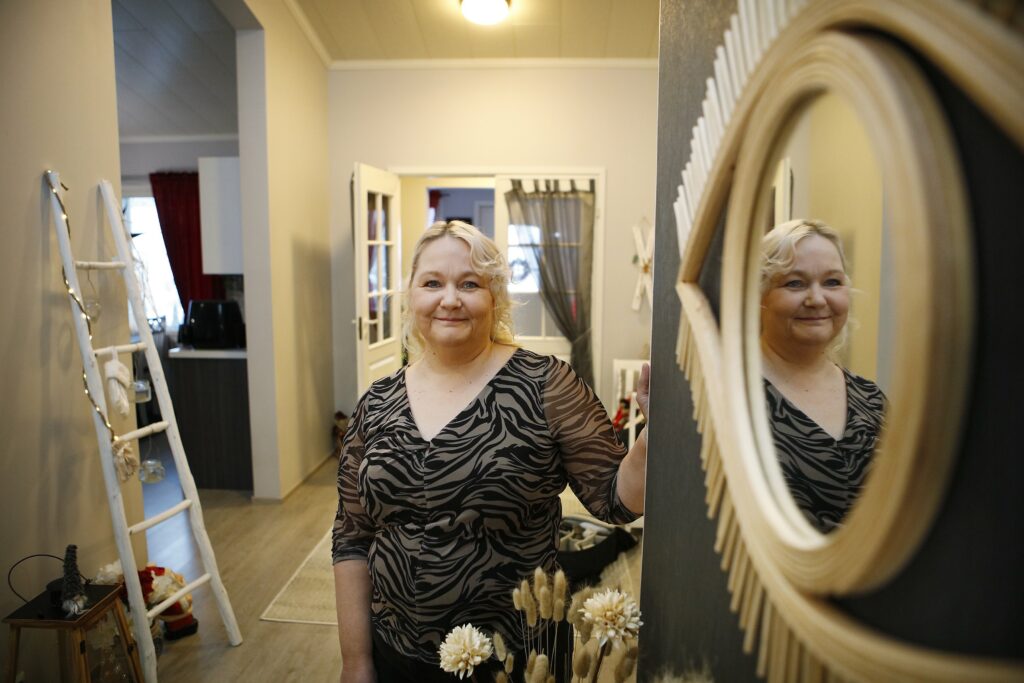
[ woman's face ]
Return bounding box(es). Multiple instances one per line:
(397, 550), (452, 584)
(761, 234), (850, 352)
(410, 236), (494, 352)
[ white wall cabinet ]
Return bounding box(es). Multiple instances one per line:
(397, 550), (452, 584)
(199, 156), (243, 274)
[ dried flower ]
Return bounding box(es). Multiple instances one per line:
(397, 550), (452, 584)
(553, 598), (566, 623)
(567, 586), (595, 629)
(493, 631), (507, 662)
(496, 673), (508, 683)
(438, 624), (493, 680)
(513, 587), (522, 611)
(580, 588), (643, 648)
(573, 645), (593, 678)
(553, 571), (567, 604)
(533, 567), (549, 597)
(529, 654), (549, 683)
(504, 653), (515, 673)
(526, 650), (538, 677)
(614, 645), (639, 683)
(539, 586), (552, 620)
(521, 579), (538, 627)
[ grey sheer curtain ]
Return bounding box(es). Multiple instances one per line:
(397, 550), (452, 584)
(504, 179), (596, 386)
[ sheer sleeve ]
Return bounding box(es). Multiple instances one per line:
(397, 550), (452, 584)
(544, 358), (640, 525)
(332, 394), (377, 564)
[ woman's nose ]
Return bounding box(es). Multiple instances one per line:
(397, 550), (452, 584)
(805, 284), (826, 305)
(441, 285), (461, 307)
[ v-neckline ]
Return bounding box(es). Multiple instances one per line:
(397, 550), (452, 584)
(403, 348), (521, 444)
(764, 370), (852, 443)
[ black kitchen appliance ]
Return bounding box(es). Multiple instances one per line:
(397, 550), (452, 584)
(178, 300), (246, 349)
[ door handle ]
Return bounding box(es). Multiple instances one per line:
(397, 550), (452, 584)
(353, 316), (363, 341)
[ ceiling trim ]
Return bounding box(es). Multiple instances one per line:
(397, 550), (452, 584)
(330, 58), (658, 71)
(284, 0), (330, 68)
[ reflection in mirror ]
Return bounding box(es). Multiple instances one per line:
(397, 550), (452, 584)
(755, 92), (890, 535)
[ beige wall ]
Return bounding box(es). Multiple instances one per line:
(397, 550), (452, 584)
(0, 1), (145, 677)
(783, 92), (884, 380)
(238, 0), (333, 499)
(330, 66), (658, 410)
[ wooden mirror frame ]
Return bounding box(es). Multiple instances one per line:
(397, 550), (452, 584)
(672, 0), (1024, 679)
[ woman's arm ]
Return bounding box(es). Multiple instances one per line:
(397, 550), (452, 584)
(615, 363), (650, 514)
(335, 559), (375, 683)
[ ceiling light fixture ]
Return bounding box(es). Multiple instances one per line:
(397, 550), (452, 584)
(461, 0), (510, 26)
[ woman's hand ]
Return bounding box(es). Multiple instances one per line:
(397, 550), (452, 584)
(636, 363), (651, 421)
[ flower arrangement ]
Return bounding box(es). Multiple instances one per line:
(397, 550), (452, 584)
(439, 567), (642, 683)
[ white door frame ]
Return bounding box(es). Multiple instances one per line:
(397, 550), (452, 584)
(389, 166), (606, 397)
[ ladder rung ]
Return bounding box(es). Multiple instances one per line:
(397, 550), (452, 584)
(146, 574), (211, 620)
(75, 260), (126, 270)
(118, 421), (168, 443)
(94, 342), (148, 356)
(128, 499), (193, 535)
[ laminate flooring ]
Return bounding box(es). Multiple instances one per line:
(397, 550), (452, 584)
(141, 435), (342, 682)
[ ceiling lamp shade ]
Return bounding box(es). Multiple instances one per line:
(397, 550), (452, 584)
(461, 0), (510, 25)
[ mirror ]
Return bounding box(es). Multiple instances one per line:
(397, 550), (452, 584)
(751, 91), (892, 536)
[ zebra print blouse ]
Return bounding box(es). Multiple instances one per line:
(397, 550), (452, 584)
(332, 348), (638, 665)
(764, 369), (885, 534)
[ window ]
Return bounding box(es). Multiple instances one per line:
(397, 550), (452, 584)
(508, 223), (580, 339)
(121, 197), (184, 332)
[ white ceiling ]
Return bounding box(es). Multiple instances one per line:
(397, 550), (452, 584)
(112, 0), (660, 140)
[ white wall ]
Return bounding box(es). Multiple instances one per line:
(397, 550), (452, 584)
(0, 1), (145, 677)
(236, 0), (333, 499)
(329, 65), (658, 410)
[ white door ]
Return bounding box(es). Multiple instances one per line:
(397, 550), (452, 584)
(493, 174), (603, 369)
(354, 163), (402, 394)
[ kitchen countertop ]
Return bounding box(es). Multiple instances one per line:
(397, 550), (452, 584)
(169, 346), (247, 360)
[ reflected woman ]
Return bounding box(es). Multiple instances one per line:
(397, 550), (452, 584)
(760, 219), (885, 534)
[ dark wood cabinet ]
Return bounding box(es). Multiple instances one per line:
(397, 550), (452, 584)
(166, 349), (252, 490)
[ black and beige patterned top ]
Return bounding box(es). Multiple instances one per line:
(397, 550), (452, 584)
(332, 348), (638, 664)
(764, 369), (886, 534)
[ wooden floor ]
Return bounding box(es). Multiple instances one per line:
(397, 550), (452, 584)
(142, 436), (342, 682)
(141, 436), (644, 682)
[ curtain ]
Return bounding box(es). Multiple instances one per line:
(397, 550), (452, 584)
(504, 179), (596, 386)
(149, 172), (223, 311)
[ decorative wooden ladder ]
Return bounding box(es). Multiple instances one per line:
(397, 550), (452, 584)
(44, 171), (243, 682)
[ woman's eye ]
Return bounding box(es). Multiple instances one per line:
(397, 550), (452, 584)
(783, 279), (804, 289)
(423, 280), (441, 288)
(825, 278), (844, 287)
(460, 281), (480, 290)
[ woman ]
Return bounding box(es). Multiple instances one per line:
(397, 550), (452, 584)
(333, 221), (649, 682)
(760, 219), (885, 534)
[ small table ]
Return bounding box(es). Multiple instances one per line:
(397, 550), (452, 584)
(4, 582), (144, 682)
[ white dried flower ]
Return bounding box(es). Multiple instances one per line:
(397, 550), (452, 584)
(580, 588), (643, 647)
(439, 624), (493, 679)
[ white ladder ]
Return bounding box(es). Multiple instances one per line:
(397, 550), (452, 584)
(45, 171), (243, 682)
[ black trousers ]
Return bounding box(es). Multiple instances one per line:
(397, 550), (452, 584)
(371, 624), (573, 683)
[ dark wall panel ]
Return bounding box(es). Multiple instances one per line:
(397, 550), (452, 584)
(639, 1), (753, 681)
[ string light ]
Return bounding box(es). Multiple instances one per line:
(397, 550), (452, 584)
(45, 173), (120, 453)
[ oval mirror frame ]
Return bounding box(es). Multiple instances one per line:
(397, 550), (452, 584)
(671, 1), (1024, 679)
(721, 30), (972, 593)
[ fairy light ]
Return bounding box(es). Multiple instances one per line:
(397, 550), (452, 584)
(45, 172), (121, 453)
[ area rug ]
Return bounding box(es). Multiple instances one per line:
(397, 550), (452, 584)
(260, 530), (337, 625)
(261, 490), (640, 626)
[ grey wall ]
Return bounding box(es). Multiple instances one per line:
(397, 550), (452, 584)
(639, 1), (752, 681)
(640, 1), (1024, 679)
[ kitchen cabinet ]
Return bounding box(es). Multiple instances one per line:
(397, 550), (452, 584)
(166, 347), (252, 490)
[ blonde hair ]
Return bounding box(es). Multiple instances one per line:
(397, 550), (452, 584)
(760, 219), (851, 355)
(402, 220), (516, 358)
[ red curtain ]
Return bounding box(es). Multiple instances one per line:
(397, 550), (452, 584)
(149, 172), (223, 309)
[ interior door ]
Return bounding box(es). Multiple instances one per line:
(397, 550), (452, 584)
(354, 163), (402, 394)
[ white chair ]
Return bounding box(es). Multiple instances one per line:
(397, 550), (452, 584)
(612, 359), (647, 449)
